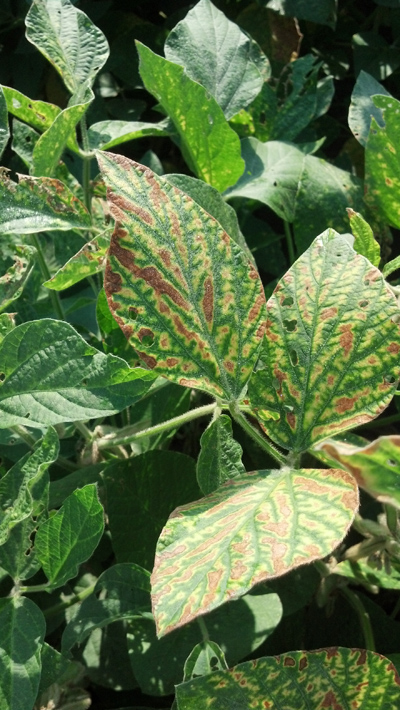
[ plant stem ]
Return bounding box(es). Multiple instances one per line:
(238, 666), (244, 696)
(228, 403), (287, 466)
(283, 220), (296, 264)
(43, 583), (96, 619)
(80, 115), (92, 213)
(18, 582), (51, 594)
(339, 585), (376, 652)
(10, 425), (37, 447)
(31, 234), (65, 320)
(97, 402), (217, 450)
(74, 420), (94, 442)
(197, 616), (210, 643)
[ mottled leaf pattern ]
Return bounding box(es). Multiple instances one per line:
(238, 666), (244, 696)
(45, 233), (110, 291)
(175, 648), (400, 709)
(98, 151), (266, 400)
(249, 229), (400, 453)
(0, 245), (36, 313)
(316, 435), (400, 508)
(151, 467), (358, 636)
(2, 86), (60, 135)
(197, 414), (245, 495)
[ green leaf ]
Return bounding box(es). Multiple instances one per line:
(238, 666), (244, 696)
(44, 232), (111, 291)
(62, 563), (151, 652)
(151, 466), (358, 636)
(0, 244), (36, 313)
(383, 255), (400, 278)
(348, 70), (391, 147)
(175, 648), (400, 709)
(25, 0), (109, 95)
(128, 589), (282, 695)
(98, 152), (266, 401)
(0, 313), (15, 345)
(0, 518), (42, 582)
(0, 427), (58, 546)
(2, 86), (60, 134)
(0, 171), (91, 234)
(164, 0), (268, 120)
(346, 208), (381, 267)
(196, 414), (245, 495)
(103, 451), (200, 569)
(32, 86), (93, 176)
(352, 32), (400, 81)
(0, 597), (45, 710)
(249, 229), (400, 453)
(35, 483), (104, 589)
(265, 0), (337, 27)
(88, 119), (169, 151)
(316, 434), (400, 508)
(183, 641), (228, 680)
(12, 120), (40, 169)
(365, 95), (400, 229)
(0, 85), (9, 159)
(38, 643), (72, 696)
(0, 319), (156, 429)
(335, 559), (400, 590)
(136, 42), (244, 192)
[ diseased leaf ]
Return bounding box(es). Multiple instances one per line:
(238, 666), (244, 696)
(164, 0), (268, 120)
(151, 467), (358, 636)
(197, 414), (245, 495)
(2, 86), (60, 134)
(88, 119), (169, 151)
(0, 597), (45, 710)
(62, 563), (151, 652)
(25, 0), (109, 95)
(183, 641), (228, 681)
(249, 229), (400, 453)
(316, 434), (400, 508)
(0, 518), (42, 582)
(0, 85), (9, 160)
(348, 70), (390, 147)
(98, 152), (266, 401)
(0, 171), (91, 234)
(175, 648), (400, 709)
(44, 233), (110, 291)
(12, 120), (40, 169)
(0, 245), (36, 313)
(346, 208), (380, 267)
(35, 484), (104, 589)
(136, 42), (244, 192)
(0, 319), (156, 429)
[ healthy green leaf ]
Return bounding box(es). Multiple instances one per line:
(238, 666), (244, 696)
(175, 648), (400, 709)
(87, 119), (169, 151)
(316, 434), (400, 508)
(346, 207), (380, 267)
(38, 643), (72, 696)
(249, 229), (400, 453)
(0, 427), (58, 546)
(335, 559), (400, 590)
(128, 589), (282, 695)
(265, 0), (337, 27)
(164, 0), (268, 120)
(44, 233), (110, 291)
(136, 42), (244, 192)
(0, 171), (91, 234)
(98, 152), (266, 400)
(0, 313), (15, 345)
(348, 70), (391, 147)
(25, 0), (109, 95)
(365, 95), (400, 229)
(103, 451), (200, 569)
(35, 483), (104, 589)
(0, 85), (9, 159)
(151, 466), (358, 636)
(0, 319), (156, 429)
(0, 597), (45, 710)
(383, 255), (400, 278)
(62, 563), (151, 652)
(196, 414), (245, 495)
(2, 86), (60, 134)
(0, 245), (36, 313)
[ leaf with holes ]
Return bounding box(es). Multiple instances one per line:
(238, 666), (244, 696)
(44, 233), (110, 291)
(98, 151), (266, 401)
(175, 648), (400, 709)
(316, 435), (400, 508)
(151, 466), (358, 637)
(196, 414), (245, 495)
(248, 229), (400, 453)
(0, 245), (36, 313)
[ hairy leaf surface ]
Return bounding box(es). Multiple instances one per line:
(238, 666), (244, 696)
(197, 414), (245, 495)
(151, 467), (358, 636)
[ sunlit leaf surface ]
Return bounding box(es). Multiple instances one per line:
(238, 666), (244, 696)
(45, 233), (110, 291)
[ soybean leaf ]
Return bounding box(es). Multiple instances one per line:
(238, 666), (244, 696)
(151, 467), (358, 636)
(265, 0), (337, 28)
(175, 648), (400, 709)
(0, 597), (45, 710)
(0, 518), (42, 582)
(88, 119), (169, 151)
(335, 559), (400, 590)
(35, 484), (104, 589)
(129, 589), (281, 695)
(38, 643), (72, 696)
(0, 171), (91, 234)
(0, 85), (9, 159)
(62, 563), (151, 652)
(249, 229), (400, 453)
(25, 0), (109, 95)
(2, 86), (60, 134)
(346, 208), (381, 267)
(348, 70), (390, 147)
(164, 0), (268, 120)
(0, 427), (58, 546)
(102, 451), (200, 570)
(316, 434), (400, 508)
(365, 95), (400, 229)
(44, 233), (111, 291)
(0, 314), (15, 345)
(0, 245), (36, 313)
(183, 641), (228, 680)
(136, 42), (244, 192)
(98, 152), (266, 401)
(12, 120), (40, 169)
(0, 319), (156, 429)
(383, 255), (400, 278)
(49, 462), (105, 509)
(196, 414), (245, 495)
